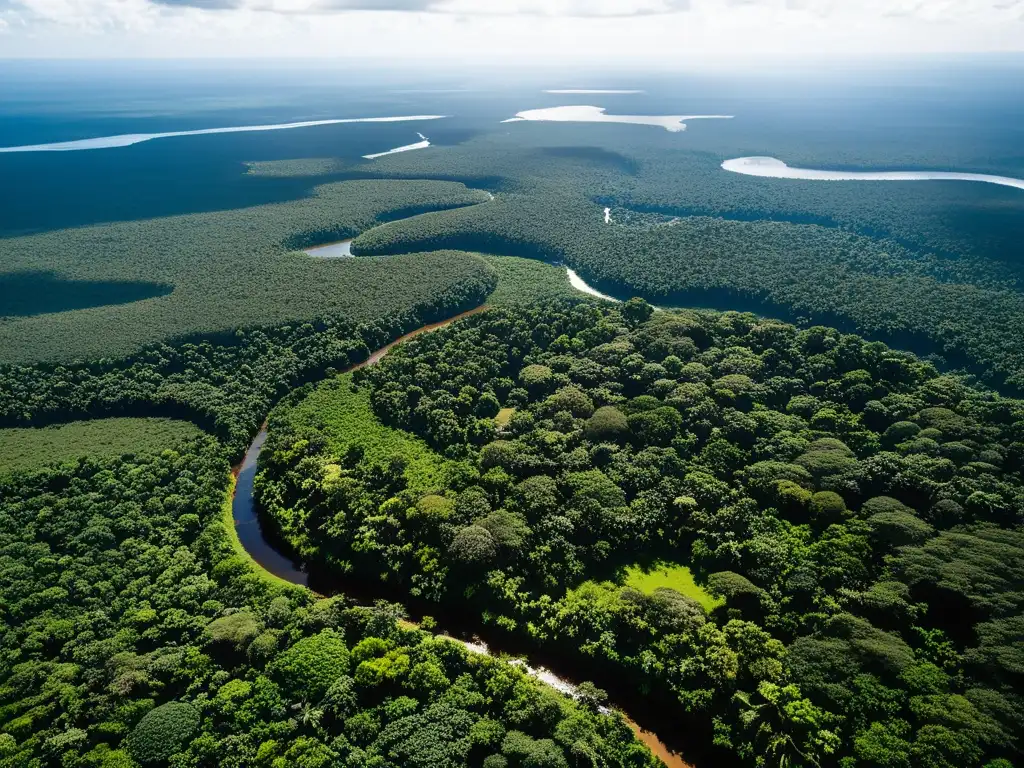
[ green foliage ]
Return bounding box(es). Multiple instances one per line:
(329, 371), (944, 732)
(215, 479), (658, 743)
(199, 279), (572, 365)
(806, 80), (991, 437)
(0, 418), (203, 476)
(451, 525), (499, 565)
(124, 702), (200, 765)
(621, 562), (723, 613)
(0, 272), (495, 456)
(0, 180), (490, 363)
(259, 300), (1024, 768)
(291, 371), (450, 487)
(482, 256), (578, 307)
(584, 406), (629, 442)
(0, 435), (657, 768)
(204, 611), (263, 650)
(348, 138), (1024, 392)
(269, 629), (350, 701)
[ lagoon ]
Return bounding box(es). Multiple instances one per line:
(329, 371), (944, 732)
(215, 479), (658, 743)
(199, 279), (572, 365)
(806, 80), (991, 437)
(503, 105), (732, 132)
(722, 156), (1024, 191)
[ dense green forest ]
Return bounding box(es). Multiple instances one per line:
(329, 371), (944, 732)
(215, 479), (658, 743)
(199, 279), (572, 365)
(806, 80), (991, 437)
(0, 418), (203, 476)
(352, 198), (1024, 391)
(0, 434), (663, 767)
(4, 101), (1024, 768)
(0, 181), (489, 363)
(7, 125), (1023, 391)
(354, 126), (1024, 270)
(257, 300), (1024, 767)
(245, 129), (1024, 392)
(0, 253), (494, 456)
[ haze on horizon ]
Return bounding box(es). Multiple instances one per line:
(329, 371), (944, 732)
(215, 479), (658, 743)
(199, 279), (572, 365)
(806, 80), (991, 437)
(0, 0), (1022, 63)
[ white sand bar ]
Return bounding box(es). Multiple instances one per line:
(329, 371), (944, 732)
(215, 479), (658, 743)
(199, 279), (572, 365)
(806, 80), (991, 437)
(722, 156), (1024, 191)
(0, 116), (447, 153)
(304, 240), (353, 258)
(544, 89), (644, 94)
(363, 133), (431, 160)
(568, 268), (620, 302)
(503, 105), (732, 132)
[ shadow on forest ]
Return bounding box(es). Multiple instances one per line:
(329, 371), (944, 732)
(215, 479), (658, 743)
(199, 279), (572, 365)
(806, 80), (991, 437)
(539, 146), (641, 175)
(0, 270), (172, 318)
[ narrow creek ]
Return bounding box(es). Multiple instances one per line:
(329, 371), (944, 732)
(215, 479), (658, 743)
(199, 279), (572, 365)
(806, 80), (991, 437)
(230, 305), (697, 768)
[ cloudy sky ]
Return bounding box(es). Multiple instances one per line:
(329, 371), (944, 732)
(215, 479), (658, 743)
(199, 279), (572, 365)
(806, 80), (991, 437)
(0, 0), (1021, 60)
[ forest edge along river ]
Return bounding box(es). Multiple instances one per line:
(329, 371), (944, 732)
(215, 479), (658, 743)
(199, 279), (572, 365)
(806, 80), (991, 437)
(231, 304), (697, 768)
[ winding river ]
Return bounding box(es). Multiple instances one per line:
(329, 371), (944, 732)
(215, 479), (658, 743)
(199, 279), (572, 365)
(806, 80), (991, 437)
(304, 189), (496, 259)
(722, 155), (1024, 191)
(231, 305), (695, 768)
(0, 116), (447, 153)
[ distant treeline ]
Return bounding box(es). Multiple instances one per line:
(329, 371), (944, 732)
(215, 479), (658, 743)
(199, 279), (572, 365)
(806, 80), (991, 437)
(0, 180), (489, 363)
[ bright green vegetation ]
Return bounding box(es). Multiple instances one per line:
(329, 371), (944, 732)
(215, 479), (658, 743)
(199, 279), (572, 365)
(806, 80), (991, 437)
(259, 299), (1024, 768)
(495, 409), (516, 429)
(479, 255), (576, 307)
(0, 258), (494, 456)
(0, 436), (662, 768)
(620, 563), (723, 613)
(267, 372), (451, 495)
(220, 475), (297, 591)
(0, 180), (489, 363)
(0, 417), (203, 475)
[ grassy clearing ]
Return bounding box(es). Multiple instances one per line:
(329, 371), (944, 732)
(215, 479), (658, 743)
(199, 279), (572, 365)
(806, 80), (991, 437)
(281, 372), (449, 494)
(495, 408), (516, 428)
(622, 561), (724, 613)
(0, 417), (204, 476)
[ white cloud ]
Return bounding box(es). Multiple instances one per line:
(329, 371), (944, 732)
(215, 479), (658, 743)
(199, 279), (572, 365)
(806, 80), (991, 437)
(150, 0), (694, 15)
(0, 0), (1020, 58)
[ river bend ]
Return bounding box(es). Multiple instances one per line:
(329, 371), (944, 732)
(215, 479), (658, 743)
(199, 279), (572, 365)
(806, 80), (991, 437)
(230, 305), (693, 768)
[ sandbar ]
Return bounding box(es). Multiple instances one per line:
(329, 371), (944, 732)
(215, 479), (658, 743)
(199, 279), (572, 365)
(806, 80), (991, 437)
(363, 133), (431, 160)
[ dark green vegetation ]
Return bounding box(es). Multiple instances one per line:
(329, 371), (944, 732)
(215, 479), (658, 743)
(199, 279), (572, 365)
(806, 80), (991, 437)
(258, 300), (1024, 768)
(483, 256), (577, 307)
(0, 273), (172, 319)
(0, 418), (203, 476)
(8, 119), (1024, 394)
(0, 437), (662, 768)
(0, 254), (494, 455)
(249, 127), (1024, 393)
(4, 74), (1024, 768)
(0, 180), (489, 363)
